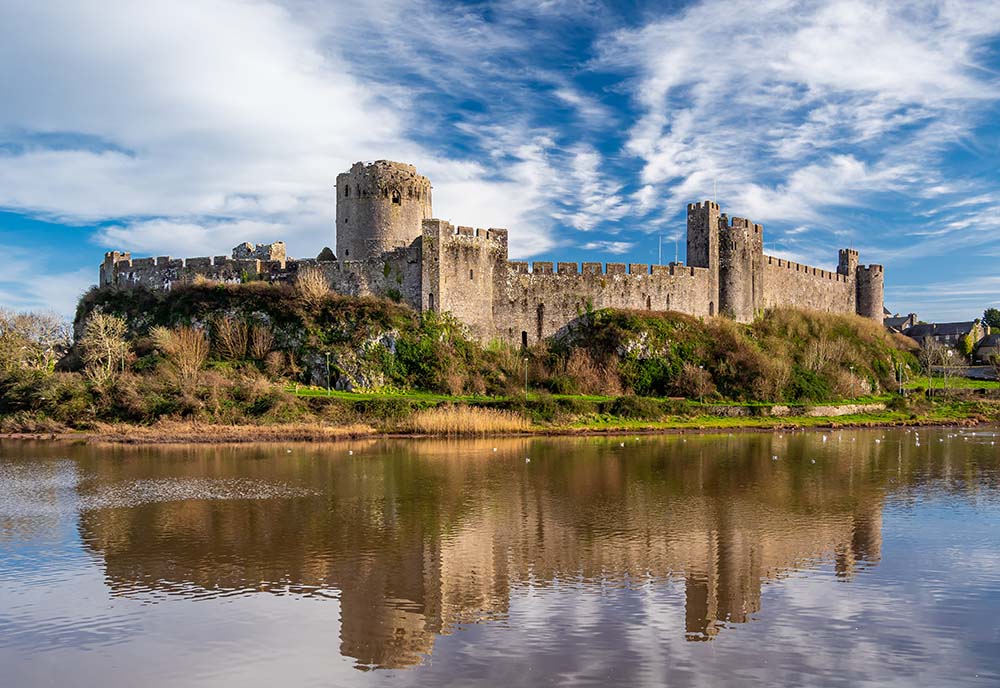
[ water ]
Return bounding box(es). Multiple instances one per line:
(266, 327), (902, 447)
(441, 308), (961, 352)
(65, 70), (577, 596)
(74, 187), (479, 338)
(1, 428), (999, 686)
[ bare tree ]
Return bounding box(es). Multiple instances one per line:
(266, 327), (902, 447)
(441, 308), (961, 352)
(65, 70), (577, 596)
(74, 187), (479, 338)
(918, 339), (951, 392)
(151, 325), (209, 381)
(248, 323), (274, 360)
(80, 313), (131, 383)
(212, 316), (248, 360)
(0, 309), (72, 372)
(295, 266), (330, 306)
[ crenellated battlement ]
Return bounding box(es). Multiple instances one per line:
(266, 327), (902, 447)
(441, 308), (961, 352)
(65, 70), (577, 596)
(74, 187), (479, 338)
(506, 261), (706, 278)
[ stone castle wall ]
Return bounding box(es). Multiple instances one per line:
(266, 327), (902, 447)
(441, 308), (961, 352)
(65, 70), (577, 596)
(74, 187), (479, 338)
(496, 262), (713, 345)
(761, 256), (856, 314)
(98, 160), (885, 346)
(100, 242), (423, 311)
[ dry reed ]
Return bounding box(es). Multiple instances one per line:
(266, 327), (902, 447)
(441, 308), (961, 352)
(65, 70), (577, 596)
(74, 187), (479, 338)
(94, 419), (376, 444)
(405, 406), (531, 435)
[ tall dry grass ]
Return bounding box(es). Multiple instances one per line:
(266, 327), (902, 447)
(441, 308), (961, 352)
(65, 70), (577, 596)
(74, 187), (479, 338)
(95, 419), (375, 444)
(405, 405), (531, 435)
(295, 266), (330, 306)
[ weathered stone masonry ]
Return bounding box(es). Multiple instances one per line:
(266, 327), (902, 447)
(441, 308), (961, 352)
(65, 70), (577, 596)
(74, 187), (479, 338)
(100, 160), (884, 345)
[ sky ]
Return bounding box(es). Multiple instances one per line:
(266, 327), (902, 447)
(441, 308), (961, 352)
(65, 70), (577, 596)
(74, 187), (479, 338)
(0, 0), (998, 321)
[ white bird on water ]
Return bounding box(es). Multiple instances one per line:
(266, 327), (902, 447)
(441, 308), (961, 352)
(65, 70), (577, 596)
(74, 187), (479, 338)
(525, 457), (531, 463)
(772, 455), (779, 461)
(348, 450), (353, 455)
(620, 442), (625, 447)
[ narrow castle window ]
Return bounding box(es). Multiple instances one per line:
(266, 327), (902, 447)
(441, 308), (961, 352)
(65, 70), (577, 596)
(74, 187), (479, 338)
(469, 269), (474, 280)
(709, 301), (715, 316)
(428, 293), (434, 311)
(646, 295), (651, 310)
(392, 190), (401, 204)
(522, 331), (528, 349)
(537, 303), (545, 340)
(344, 186), (350, 197)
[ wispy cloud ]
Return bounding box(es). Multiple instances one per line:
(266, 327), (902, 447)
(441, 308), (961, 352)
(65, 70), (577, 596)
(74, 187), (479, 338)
(580, 240), (634, 254)
(596, 0), (1000, 225)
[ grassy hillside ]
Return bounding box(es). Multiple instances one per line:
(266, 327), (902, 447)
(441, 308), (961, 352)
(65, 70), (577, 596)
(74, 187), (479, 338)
(0, 283), (930, 433)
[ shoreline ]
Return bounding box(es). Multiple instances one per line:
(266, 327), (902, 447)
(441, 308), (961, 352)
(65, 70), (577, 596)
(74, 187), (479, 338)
(1, 413), (994, 445)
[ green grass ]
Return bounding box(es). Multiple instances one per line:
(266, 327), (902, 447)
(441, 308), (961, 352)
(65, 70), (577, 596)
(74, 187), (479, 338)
(904, 376), (1000, 390)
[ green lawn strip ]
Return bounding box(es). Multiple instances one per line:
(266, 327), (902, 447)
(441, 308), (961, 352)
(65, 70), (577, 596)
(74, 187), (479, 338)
(904, 376), (1000, 390)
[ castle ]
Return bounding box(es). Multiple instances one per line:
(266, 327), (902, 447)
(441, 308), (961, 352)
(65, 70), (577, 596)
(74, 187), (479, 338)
(100, 160), (884, 344)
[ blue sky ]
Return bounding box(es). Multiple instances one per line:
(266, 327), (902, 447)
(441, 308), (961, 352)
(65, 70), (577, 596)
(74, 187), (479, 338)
(0, 0), (998, 320)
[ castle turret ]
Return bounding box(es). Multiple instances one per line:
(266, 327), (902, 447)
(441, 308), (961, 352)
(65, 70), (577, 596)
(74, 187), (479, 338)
(838, 248), (858, 277)
(686, 201), (720, 315)
(100, 251), (131, 287)
(336, 160), (432, 262)
(855, 265), (884, 321)
(718, 215), (763, 322)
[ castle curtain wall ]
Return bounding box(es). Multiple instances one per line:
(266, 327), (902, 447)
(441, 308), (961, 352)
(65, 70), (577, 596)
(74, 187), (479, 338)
(494, 263), (713, 345)
(761, 256), (856, 314)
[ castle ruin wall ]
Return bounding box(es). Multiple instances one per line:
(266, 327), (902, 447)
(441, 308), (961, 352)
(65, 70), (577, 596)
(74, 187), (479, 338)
(761, 255), (856, 314)
(495, 262), (713, 346)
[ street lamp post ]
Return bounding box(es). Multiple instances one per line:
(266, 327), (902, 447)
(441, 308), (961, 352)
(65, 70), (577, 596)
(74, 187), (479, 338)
(325, 352), (331, 396)
(849, 365), (855, 398)
(698, 364), (705, 405)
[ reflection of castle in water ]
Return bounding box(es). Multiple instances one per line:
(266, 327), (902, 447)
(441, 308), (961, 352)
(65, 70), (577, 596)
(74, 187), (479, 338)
(75, 435), (890, 668)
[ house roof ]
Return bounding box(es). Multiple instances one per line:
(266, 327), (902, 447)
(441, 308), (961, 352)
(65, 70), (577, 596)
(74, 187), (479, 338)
(977, 334), (1000, 349)
(904, 321), (979, 338)
(885, 316), (912, 329)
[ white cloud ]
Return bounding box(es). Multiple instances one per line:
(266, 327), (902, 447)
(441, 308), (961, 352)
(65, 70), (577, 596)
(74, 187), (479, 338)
(597, 0), (1000, 231)
(580, 240), (633, 254)
(0, 0), (582, 268)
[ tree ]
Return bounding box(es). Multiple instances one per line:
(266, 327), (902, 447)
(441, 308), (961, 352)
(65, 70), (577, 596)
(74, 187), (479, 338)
(79, 313), (131, 383)
(0, 309), (72, 372)
(984, 308), (1000, 332)
(918, 339), (949, 392)
(150, 325), (209, 381)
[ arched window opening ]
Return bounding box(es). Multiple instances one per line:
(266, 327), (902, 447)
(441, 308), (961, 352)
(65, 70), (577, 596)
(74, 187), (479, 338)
(391, 190), (401, 204)
(646, 295), (652, 310)
(469, 269), (474, 280)
(709, 301), (715, 316)
(344, 185), (350, 197)
(428, 293), (435, 311)
(666, 294), (671, 310)
(521, 331), (528, 349)
(345, 248), (349, 257)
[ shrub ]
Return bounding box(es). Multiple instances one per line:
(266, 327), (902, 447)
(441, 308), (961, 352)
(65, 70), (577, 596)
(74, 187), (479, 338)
(295, 266), (331, 306)
(603, 395), (664, 420)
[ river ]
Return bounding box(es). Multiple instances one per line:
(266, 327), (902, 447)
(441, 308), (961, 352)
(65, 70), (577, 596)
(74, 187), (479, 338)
(1, 428), (999, 686)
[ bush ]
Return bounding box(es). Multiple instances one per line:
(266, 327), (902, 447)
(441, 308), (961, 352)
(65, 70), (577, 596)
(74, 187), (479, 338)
(602, 395), (664, 420)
